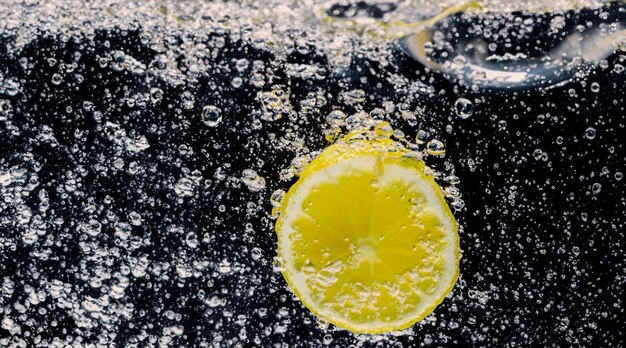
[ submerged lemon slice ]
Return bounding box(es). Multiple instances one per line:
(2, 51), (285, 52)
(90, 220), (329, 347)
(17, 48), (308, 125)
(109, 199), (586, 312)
(275, 128), (460, 334)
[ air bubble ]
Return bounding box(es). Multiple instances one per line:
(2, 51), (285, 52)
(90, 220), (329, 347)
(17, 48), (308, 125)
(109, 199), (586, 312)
(454, 98), (474, 119)
(369, 108), (385, 120)
(201, 105), (222, 127)
(207, 296), (222, 307)
(323, 334), (333, 345)
(185, 232), (198, 248)
(326, 110), (347, 127)
(251, 247), (263, 261)
(129, 212), (142, 226)
(51, 73), (63, 85)
(235, 58), (250, 72)
(415, 130), (429, 145)
(374, 121), (393, 138)
(426, 139), (445, 156)
(150, 87), (163, 103)
(585, 127), (596, 140)
(591, 183), (602, 194)
(231, 77), (243, 88)
(272, 257), (284, 272)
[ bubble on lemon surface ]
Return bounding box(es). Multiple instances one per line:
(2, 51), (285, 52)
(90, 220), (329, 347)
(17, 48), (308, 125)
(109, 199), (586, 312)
(426, 139), (446, 156)
(415, 129), (430, 145)
(326, 110), (347, 127)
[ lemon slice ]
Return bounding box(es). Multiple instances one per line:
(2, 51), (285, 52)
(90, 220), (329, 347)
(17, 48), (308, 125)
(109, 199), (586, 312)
(275, 128), (460, 334)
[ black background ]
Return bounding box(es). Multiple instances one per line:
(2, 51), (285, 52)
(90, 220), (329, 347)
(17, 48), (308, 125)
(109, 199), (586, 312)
(0, 6), (625, 348)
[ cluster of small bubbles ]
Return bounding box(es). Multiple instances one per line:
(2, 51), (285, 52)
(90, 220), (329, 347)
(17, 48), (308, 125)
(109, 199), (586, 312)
(257, 88), (293, 121)
(533, 148), (549, 162)
(218, 259), (233, 274)
(444, 186), (461, 198)
(444, 175), (460, 185)
(1, 78), (20, 96)
(270, 189), (286, 208)
(285, 63), (327, 80)
(401, 110), (417, 127)
(340, 89), (367, 106)
(326, 109), (347, 127)
(181, 90), (195, 110)
(241, 169), (266, 192)
(109, 50), (146, 75)
(454, 97), (474, 119)
(506, 185), (518, 206)
(201, 105), (222, 127)
(344, 111), (374, 131)
(286, 153), (314, 178)
(0, 99), (13, 121)
(174, 170), (204, 199)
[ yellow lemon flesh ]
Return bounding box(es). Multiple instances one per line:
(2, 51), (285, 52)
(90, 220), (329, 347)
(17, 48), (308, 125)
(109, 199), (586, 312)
(275, 128), (460, 334)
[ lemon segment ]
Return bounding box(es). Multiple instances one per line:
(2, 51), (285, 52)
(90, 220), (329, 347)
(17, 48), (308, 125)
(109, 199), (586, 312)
(275, 131), (460, 334)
